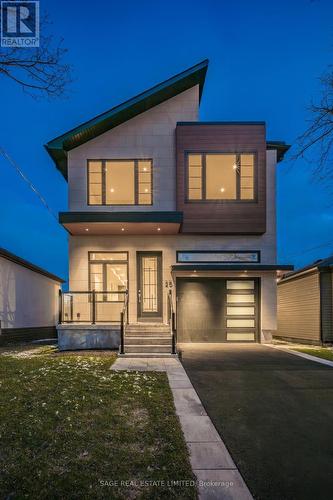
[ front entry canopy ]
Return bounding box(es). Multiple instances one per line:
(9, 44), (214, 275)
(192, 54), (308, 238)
(59, 211), (183, 235)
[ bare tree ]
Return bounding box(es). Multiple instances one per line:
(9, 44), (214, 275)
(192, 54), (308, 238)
(0, 15), (72, 99)
(294, 69), (333, 181)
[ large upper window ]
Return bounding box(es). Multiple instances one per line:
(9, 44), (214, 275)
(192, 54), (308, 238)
(187, 153), (255, 201)
(88, 160), (152, 205)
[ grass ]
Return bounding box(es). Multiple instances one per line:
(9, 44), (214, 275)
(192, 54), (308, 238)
(294, 347), (333, 362)
(0, 344), (196, 499)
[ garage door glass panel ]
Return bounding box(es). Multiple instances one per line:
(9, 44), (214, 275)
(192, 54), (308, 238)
(227, 333), (255, 341)
(226, 279), (257, 342)
(227, 281), (254, 290)
(227, 307), (255, 316)
(227, 319), (255, 328)
(227, 294), (255, 303)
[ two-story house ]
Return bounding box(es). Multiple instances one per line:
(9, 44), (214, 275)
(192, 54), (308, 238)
(46, 60), (292, 354)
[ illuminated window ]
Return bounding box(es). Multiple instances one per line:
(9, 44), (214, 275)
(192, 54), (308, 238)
(89, 252), (128, 302)
(188, 154), (202, 200)
(206, 154), (237, 199)
(88, 160), (152, 205)
(187, 153), (255, 201)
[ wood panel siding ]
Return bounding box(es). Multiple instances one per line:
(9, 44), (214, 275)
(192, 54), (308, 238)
(277, 272), (321, 343)
(176, 124), (267, 234)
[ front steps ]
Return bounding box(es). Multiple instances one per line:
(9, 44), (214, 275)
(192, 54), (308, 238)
(121, 323), (174, 356)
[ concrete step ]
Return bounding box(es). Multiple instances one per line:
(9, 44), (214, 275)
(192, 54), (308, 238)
(125, 345), (172, 354)
(125, 336), (171, 346)
(118, 353), (178, 358)
(125, 331), (171, 338)
(126, 323), (170, 333)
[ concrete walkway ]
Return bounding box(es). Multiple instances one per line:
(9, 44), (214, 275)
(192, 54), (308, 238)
(112, 356), (252, 499)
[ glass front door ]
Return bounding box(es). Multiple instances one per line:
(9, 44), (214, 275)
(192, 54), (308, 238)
(137, 252), (162, 321)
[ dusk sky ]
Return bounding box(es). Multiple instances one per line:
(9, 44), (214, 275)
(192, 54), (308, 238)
(1, 0), (333, 281)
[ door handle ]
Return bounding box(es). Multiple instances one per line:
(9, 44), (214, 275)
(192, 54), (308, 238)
(138, 289), (141, 303)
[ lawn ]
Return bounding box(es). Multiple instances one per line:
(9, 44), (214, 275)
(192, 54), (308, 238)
(0, 345), (196, 499)
(294, 347), (333, 362)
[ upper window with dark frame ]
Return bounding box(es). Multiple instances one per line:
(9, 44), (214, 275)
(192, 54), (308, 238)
(187, 153), (255, 201)
(88, 159), (152, 205)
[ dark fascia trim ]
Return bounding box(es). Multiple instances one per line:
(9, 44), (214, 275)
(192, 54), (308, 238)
(45, 60), (209, 180)
(177, 121), (266, 126)
(59, 211), (183, 224)
(0, 247), (65, 283)
(266, 141), (291, 162)
(171, 264), (294, 271)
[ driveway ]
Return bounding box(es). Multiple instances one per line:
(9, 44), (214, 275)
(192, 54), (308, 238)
(180, 343), (333, 500)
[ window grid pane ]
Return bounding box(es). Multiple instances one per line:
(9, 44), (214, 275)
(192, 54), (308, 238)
(88, 161), (102, 205)
(142, 257), (158, 312)
(240, 154), (254, 200)
(90, 252), (128, 261)
(206, 154), (237, 200)
(188, 154), (202, 200)
(138, 160), (152, 205)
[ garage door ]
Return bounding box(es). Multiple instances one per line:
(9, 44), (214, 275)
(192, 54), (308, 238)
(176, 278), (259, 342)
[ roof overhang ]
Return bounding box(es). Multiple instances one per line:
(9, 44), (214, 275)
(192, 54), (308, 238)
(266, 141), (290, 162)
(0, 247), (65, 283)
(60, 211), (183, 235)
(46, 60), (209, 179)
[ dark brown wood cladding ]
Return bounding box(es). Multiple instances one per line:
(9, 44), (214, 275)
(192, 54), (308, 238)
(176, 124), (267, 234)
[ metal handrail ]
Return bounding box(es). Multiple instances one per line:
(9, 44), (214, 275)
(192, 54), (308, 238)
(120, 290), (129, 355)
(167, 289), (177, 355)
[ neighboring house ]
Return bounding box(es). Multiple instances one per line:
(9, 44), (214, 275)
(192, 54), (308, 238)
(46, 60), (292, 353)
(0, 247), (64, 343)
(277, 255), (333, 345)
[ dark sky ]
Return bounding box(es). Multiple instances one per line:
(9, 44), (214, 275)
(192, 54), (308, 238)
(1, 0), (333, 281)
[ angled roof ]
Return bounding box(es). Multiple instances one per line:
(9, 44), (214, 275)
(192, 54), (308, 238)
(45, 59), (209, 179)
(279, 254), (333, 283)
(0, 247), (65, 283)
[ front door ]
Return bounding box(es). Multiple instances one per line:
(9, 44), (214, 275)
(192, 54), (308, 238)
(137, 252), (163, 321)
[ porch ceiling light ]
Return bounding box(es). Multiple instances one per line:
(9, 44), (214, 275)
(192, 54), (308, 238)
(157, 227), (161, 231)
(85, 228), (89, 231)
(110, 188), (115, 192)
(220, 187), (225, 192)
(121, 227), (125, 231)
